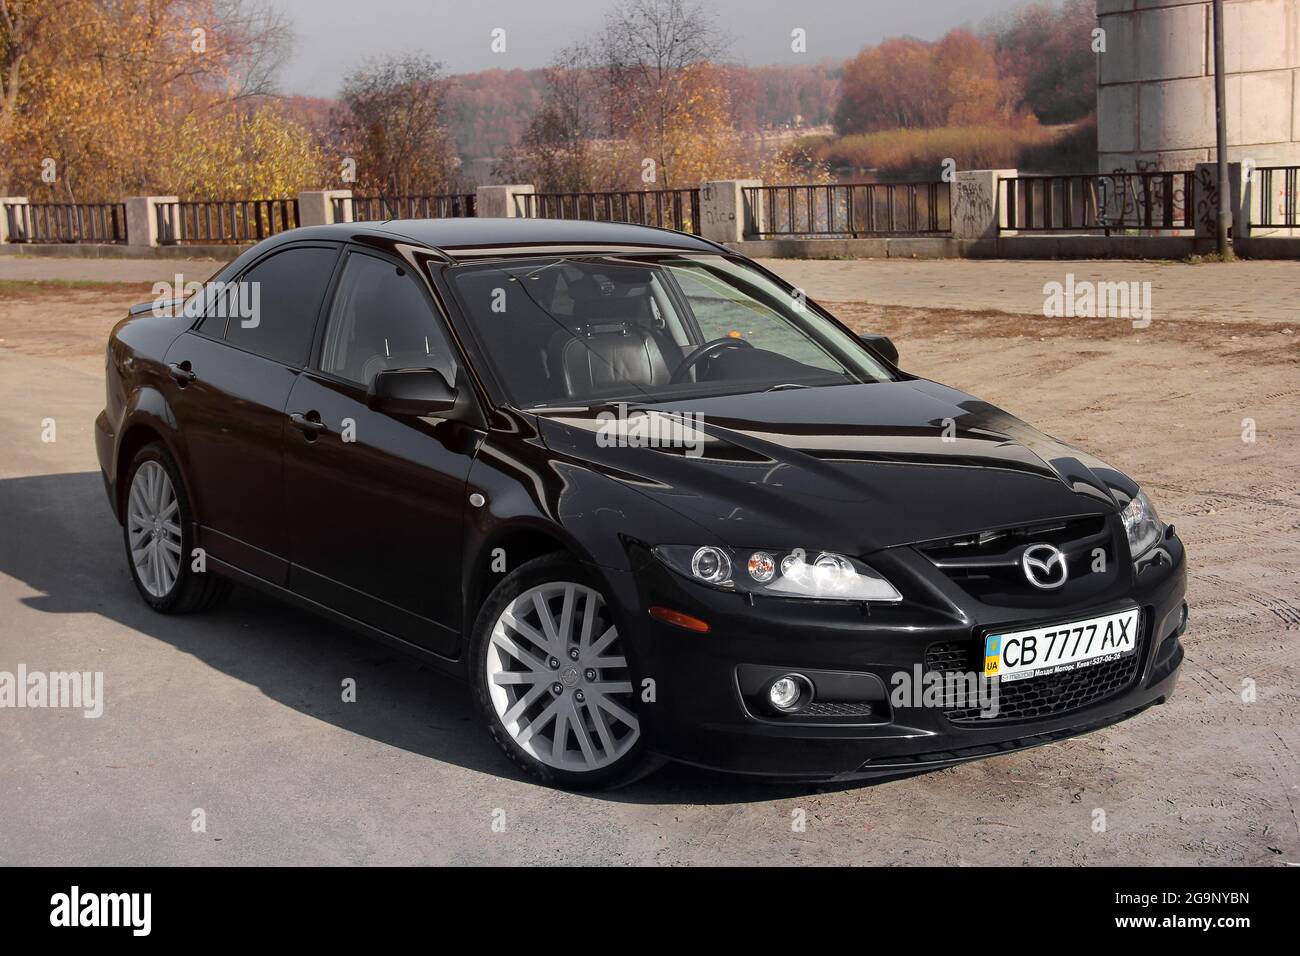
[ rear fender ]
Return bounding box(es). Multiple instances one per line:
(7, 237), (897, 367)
(112, 385), (192, 516)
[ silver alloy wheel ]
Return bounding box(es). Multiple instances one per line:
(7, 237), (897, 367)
(127, 460), (183, 598)
(486, 581), (639, 772)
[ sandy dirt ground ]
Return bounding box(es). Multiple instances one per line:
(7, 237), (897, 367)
(757, 257), (1300, 325)
(0, 261), (1297, 866)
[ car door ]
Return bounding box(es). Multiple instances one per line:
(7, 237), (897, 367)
(164, 243), (341, 583)
(282, 248), (483, 657)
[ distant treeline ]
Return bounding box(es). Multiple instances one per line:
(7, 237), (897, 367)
(0, 0), (1101, 201)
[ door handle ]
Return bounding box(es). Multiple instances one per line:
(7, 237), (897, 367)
(168, 361), (196, 386)
(289, 411), (327, 437)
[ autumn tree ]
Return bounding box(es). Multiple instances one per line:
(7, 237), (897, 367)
(835, 4), (1097, 137)
(0, 0), (315, 200)
(331, 53), (461, 195)
(722, 64), (839, 131)
(834, 31), (1013, 135)
(619, 62), (749, 188)
(0, 0), (71, 191)
(492, 46), (603, 192)
(934, 30), (1008, 125)
(498, 0), (736, 191)
(598, 0), (726, 187)
(834, 39), (940, 134)
(995, 0), (1097, 124)
(169, 105), (328, 198)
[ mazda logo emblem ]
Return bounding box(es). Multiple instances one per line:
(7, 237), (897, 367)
(1022, 543), (1068, 590)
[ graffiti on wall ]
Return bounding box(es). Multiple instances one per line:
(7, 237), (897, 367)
(954, 178), (993, 237)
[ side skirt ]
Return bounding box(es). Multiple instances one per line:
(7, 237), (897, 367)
(206, 556), (469, 683)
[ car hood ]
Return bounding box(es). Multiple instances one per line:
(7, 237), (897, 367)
(533, 380), (1136, 554)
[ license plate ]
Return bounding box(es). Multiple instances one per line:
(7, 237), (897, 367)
(983, 608), (1139, 683)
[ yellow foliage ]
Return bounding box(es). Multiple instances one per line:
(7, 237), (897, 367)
(1, 0), (318, 200)
(606, 64), (764, 190)
(168, 107), (327, 198)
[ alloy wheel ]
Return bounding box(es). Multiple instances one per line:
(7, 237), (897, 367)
(127, 461), (183, 598)
(485, 581), (640, 772)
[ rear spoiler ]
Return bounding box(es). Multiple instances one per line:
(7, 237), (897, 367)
(128, 297), (188, 317)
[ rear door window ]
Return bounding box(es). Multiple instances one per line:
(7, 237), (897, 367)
(221, 245), (339, 366)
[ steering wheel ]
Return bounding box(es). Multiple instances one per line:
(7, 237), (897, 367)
(670, 336), (753, 384)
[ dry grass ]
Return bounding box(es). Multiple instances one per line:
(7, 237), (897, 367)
(813, 123), (1063, 177)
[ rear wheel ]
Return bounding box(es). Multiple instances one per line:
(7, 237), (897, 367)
(123, 443), (231, 613)
(470, 554), (655, 789)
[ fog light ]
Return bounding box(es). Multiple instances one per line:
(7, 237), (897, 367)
(768, 674), (810, 713)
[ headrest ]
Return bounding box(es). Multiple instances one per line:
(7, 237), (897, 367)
(567, 271), (648, 302)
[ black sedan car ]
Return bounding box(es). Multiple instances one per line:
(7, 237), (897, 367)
(96, 218), (1187, 789)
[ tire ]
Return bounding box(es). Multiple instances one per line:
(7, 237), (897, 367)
(122, 442), (232, 614)
(470, 554), (658, 790)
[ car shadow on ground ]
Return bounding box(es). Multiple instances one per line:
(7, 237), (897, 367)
(0, 471), (908, 806)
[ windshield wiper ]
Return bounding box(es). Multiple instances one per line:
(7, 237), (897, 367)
(764, 383), (811, 392)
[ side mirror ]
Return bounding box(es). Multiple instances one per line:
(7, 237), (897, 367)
(367, 367), (457, 416)
(858, 333), (898, 365)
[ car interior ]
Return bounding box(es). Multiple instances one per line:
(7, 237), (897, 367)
(320, 253), (458, 387)
(452, 258), (849, 407)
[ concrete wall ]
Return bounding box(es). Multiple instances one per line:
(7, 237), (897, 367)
(1097, 0), (1300, 172)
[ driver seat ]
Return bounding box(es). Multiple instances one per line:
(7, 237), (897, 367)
(553, 323), (672, 397)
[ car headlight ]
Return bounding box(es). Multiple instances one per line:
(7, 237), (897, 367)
(1120, 490), (1163, 559)
(653, 545), (902, 602)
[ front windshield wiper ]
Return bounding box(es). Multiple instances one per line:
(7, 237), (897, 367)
(764, 383), (812, 392)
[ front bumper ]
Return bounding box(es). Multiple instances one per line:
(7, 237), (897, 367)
(600, 531), (1187, 781)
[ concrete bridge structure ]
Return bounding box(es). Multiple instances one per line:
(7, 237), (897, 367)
(1096, 0), (1300, 172)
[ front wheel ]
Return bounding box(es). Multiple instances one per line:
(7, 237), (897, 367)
(470, 554), (656, 789)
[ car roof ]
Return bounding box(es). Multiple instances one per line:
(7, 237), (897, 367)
(273, 217), (724, 260)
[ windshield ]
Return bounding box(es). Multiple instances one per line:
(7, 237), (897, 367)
(443, 254), (893, 408)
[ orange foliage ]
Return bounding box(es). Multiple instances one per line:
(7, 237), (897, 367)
(835, 31), (1019, 136)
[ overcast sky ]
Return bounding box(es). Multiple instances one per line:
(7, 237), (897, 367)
(271, 0), (1052, 97)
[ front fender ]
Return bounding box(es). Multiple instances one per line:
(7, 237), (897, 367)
(465, 426), (719, 575)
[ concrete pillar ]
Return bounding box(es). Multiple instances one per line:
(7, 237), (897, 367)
(952, 170), (1016, 240)
(125, 196), (179, 247)
(699, 179), (762, 242)
(476, 184), (534, 218)
(1193, 162), (1246, 239)
(1096, 0), (1300, 174)
(298, 189), (353, 226)
(0, 197), (29, 242)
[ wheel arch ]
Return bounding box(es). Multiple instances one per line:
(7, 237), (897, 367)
(463, 525), (584, 633)
(114, 395), (194, 525)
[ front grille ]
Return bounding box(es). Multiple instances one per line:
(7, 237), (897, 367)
(924, 623), (1145, 724)
(923, 642), (970, 674)
(917, 515), (1118, 608)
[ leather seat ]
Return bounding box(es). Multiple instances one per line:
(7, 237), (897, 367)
(554, 324), (671, 397)
(543, 274), (675, 398)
